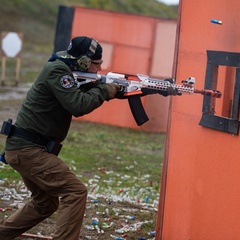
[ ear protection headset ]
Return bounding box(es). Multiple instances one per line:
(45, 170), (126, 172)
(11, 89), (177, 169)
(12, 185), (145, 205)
(77, 38), (98, 71)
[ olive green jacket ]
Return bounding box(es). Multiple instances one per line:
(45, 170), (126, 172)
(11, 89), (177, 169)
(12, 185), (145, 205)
(6, 59), (110, 150)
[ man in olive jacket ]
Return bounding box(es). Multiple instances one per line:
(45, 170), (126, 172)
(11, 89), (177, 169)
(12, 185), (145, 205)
(0, 36), (120, 240)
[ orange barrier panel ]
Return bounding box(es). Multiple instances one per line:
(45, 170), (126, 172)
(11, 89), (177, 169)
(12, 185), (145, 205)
(156, 0), (240, 239)
(68, 7), (176, 132)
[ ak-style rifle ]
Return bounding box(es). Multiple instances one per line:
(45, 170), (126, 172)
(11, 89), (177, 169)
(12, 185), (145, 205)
(73, 71), (222, 126)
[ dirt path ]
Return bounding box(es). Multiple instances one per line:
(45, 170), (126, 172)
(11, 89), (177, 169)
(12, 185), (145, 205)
(0, 84), (28, 123)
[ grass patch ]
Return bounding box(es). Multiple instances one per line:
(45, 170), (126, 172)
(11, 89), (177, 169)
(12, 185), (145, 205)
(0, 120), (165, 191)
(61, 120), (165, 191)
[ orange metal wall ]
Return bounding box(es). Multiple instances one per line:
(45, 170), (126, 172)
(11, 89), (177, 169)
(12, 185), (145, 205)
(70, 7), (176, 132)
(156, 0), (240, 239)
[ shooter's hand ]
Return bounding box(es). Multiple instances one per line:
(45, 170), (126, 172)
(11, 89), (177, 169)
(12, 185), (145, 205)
(104, 83), (121, 99)
(166, 86), (182, 96)
(165, 79), (182, 96)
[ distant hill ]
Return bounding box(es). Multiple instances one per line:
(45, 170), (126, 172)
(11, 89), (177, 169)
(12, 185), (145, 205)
(0, 0), (178, 48)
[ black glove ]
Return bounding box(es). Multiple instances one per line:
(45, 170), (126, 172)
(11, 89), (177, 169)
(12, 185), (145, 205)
(166, 86), (182, 96)
(165, 79), (182, 96)
(115, 86), (126, 99)
(104, 84), (121, 99)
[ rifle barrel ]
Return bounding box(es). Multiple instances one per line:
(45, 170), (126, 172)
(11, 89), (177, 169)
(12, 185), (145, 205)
(194, 89), (222, 98)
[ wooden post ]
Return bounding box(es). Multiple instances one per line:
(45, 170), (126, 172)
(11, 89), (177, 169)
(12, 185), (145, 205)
(16, 57), (21, 86)
(1, 56), (6, 86)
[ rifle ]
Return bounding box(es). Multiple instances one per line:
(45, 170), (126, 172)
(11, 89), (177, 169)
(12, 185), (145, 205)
(73, 71), (222, 126)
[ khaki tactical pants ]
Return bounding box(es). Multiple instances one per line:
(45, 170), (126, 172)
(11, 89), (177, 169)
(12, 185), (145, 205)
(0, 147), (87, 240)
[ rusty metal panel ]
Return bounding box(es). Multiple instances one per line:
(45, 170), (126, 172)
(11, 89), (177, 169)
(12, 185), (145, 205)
(68, 7), (177, 132)
(157, 0), (240, 239)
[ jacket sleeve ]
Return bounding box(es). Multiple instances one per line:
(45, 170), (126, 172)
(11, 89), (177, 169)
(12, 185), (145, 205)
(46, 62), (111, 117)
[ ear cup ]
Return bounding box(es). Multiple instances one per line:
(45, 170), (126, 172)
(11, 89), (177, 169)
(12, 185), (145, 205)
(76, 39), (98, 71)
(77, 55), (92, 71)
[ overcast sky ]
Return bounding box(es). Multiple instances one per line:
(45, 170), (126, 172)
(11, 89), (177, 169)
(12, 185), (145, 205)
(157, 0), (179, 5)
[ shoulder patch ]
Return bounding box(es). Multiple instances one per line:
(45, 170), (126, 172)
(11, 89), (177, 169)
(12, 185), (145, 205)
(60, 75), (74, 88)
